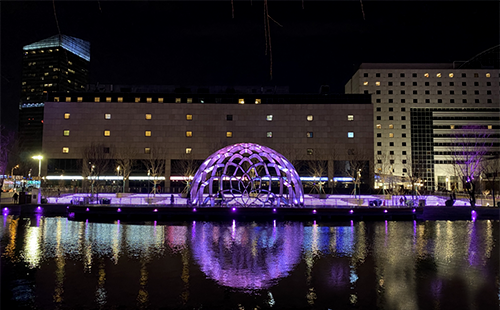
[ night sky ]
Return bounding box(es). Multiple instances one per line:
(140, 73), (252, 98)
(1, 1), (499, 131)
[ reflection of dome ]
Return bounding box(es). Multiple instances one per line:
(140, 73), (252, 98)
(190, 143), (304, 207)
(191, 222), (303, 290)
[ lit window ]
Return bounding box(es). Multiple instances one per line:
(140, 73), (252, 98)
(144, 148), (151, 154)
(307, 115), (313, 121)
(105, 114), (111, 119)
(376, 124), (381, 129)
(389, 124), (394, 129)
(186, 148), (192, 154)
(158, 98), (164, 103)
(238, 98), (245, 104)
(145, 131), (152, 137)
(146, 98), (152, 103)
(66, 97), (71, 102)
(104, 97), (110, 103)
(267, 131), (273, 138)
(306, 132), (313, 138)
(104, 130), (110, 136)
(488, 125), (492, 129)
(449, 73), (454, 78)
(450, 125), (455, 129)
(77, 97), (83, 102)
(186, 131), (193, 137)
(267, 115), (273, 121)
(375, 81), (380, 86)
(64, 113), (70, 119)
(118, 97), (123, 103)
(187, 98), (192, 103)
(62, 147), (69, 153)
(424, 73), (429, 78)
(307, 148), (314, 155)
(486, 73), (491, 78)
(186, 114), (193, 120)
(347, 115), (354, 121)
(94, 97), (100, 103)
(255, 99), (261, 104)
(134, 97), (140, 103)
(363, 81), (368, 85)
(145, 114), (152, 120)
(175, 98), (181, 103)
(54, 97), (60, 102)
(436, 73), (441, 78)
(226, 131), (233, 138)
(389, 133), (394, 138)
(348, 132), (354, 138)
(63, 130), (70, 136)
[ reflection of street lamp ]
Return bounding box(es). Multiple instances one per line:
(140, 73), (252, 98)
(147, 169), (151, 204)
(32, 155), (43, 204)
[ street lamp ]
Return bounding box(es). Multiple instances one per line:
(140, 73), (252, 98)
(147, 169), (151, 204)
(32, 155), (43, 204)
(11, 164), (19, 177)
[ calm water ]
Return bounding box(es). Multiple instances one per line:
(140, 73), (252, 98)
(1, 216), (498, 310)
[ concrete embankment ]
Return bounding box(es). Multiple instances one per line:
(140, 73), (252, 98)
(2, 203), (498, 221)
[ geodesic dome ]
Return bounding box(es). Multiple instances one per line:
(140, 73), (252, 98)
(190, 143), (304, 207)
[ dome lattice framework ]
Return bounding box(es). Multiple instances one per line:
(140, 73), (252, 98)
(190, 143), (304, 207)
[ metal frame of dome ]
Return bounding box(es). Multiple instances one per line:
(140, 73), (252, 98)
(190, 143), (304, 207)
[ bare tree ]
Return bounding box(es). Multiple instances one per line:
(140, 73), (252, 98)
(449, 125), (493, 208)
(344, 149), (369, 199)
(82, 143), (113, 199)
(375, 151), (396, 195)
(115, 148), (137, 193)
(172, 152), (199, 195)
(481, 156), (500, 207)
(306, 157), (328, 195)
(142, 147), (165, 197)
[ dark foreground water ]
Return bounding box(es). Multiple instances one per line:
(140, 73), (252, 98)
(1, 216), (498, 310)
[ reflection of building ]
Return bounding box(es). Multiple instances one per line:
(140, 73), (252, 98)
(345, 45), (499, 191)
(19, 35), (90, 157)
(42, 90), (373, 192)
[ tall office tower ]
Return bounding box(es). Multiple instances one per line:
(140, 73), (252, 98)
(18, 35), (90, 159)
(345, 45), (499, 192)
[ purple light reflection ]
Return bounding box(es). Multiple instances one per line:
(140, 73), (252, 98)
(471, 210), (477, 222)
(190, 222), (303, 290)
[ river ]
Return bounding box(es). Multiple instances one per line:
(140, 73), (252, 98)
(1, 216), (498, 309)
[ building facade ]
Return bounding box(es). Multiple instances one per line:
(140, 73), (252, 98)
(19, 35), (90, 158)
(345, 47), (500, 191)
(42, 92), (373, 192)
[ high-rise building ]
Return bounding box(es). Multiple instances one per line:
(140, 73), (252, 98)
(345, 45), (500, 191)
(18, 35), (90, 159)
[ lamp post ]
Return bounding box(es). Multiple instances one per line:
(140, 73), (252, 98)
(357, 169), (362, 200)
(32, 155), (43, 204)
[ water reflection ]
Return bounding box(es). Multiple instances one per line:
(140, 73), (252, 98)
(0, 215), (498, 310)
(190, 221), (303, 290)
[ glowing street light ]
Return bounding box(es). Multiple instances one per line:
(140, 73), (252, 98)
(32, 155), (43, 204)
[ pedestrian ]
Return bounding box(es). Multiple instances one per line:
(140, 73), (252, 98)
(170, 194), (174, 205)
(399, 197), (404, 205)
(13, 192), (19, 204)
(58, 188), (61, 197)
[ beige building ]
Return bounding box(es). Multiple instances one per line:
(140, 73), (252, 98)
(42, 92), (374, 192)
(345, 57), (500, 191)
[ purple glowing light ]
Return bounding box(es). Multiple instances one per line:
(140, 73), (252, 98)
(471, 210), (477, 222)
(189, 143), (304, 207)
(193, 208), (197, 212)
(349, 209), (354, 214)
(412, 209), (416, 213)
(117, 208), (121, 212)
(86, 208), (89, 212)
(37, 206), (41, 210)
(153, 209), (158, 212)
(313, 209), (317, 214)
(3, 208), (7, 211)
(232, 207), (236, 212)
(273, 208), (276, 212)
(384, 209), (388, 213)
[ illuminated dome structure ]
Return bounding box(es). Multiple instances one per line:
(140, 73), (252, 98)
(190, 143), (304, 207)
(191, 222), (304, 290)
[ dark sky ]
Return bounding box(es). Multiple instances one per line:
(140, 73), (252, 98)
(1, 0), (499, 131)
